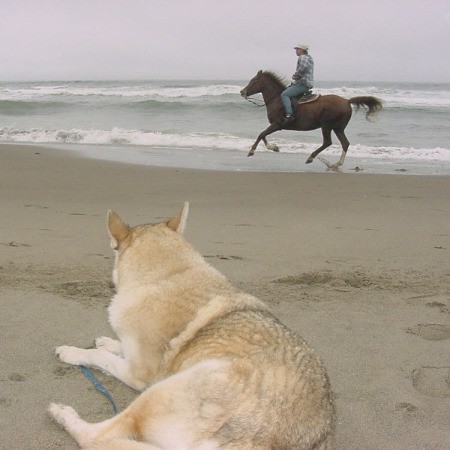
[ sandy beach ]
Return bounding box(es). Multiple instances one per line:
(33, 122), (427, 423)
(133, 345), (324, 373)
(1, 143), (449, 449)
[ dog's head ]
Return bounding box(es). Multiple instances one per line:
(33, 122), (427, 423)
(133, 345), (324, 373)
(107, 202), (190, 287)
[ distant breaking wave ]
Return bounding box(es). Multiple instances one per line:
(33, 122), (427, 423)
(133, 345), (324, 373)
(0, 84), (241, 101)
(318, 86), (450, 108)
(2, 82), (450, 108)
(1, 126), (449, 161)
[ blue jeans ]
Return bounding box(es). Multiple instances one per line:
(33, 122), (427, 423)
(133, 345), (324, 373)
(281, 83), (310, 116)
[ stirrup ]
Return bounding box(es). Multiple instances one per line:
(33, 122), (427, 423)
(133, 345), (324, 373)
(282, 115), (295, 125)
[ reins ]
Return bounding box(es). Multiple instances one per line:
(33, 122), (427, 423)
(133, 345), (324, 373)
(244, 92), (279, 108)
(244, 96), (266, 107)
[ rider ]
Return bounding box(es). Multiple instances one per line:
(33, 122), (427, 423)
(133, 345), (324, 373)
(281, 44), (314, 124)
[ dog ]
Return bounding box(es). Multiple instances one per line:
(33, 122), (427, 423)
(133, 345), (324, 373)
(49, 203), (335, 449)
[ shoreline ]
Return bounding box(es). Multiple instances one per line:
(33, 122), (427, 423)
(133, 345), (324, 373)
(4, 142), (450, 176)
(1, 143), (449, 449)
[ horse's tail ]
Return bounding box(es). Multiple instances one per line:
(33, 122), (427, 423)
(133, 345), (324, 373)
(349, 96), (383, 120)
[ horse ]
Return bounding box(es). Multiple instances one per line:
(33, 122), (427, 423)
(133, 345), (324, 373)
(240, 70), (383, 170)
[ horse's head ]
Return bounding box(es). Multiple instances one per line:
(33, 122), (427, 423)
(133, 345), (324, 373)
(240, 70), (264, 98)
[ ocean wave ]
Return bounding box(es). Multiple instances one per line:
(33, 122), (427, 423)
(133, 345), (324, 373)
(0, 99), (68, 114)
(1, 126), (449, 162)
(318, 86), (450, 108)
(2, 81), (449, 109)
(0, 83), (242, 101)
(0, 127), (249, 149)
(0, 96), (251, 117)
(126, 98), (251, 113)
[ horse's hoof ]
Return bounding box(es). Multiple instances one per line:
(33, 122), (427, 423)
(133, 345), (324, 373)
(247, 152), (255, 157)
(305, 158), (313, 164)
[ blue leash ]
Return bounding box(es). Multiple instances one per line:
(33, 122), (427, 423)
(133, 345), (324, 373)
(79, 365), (118, 415)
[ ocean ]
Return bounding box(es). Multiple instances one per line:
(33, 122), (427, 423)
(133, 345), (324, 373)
(1, 78), (449, 175)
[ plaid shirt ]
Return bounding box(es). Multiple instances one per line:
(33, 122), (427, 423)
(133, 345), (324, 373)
(293, 53), (314, 88)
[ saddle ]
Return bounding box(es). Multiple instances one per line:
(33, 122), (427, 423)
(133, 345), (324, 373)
(292, 90), (321, 105)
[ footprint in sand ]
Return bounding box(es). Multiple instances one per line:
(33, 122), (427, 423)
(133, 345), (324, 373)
(407, 324), (450, 397)
(53, 366), (75, 378)
(8, 372), (26, 382)
(0, 242), (31, 248)
(412, 366), (450, 398)
(0, 397), (12, 407)
(204, 255), (244, 261)
(406, 323), (450, 341)
(426, 301), (449, 313)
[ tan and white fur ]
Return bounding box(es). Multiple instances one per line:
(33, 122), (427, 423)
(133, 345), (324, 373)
(49, 203), (335, 449)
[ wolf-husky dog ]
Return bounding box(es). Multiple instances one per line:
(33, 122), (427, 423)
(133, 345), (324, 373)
(49, 203), (335, 449)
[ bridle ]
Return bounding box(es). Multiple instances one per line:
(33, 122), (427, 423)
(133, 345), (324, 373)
(241, 72), (280, 107)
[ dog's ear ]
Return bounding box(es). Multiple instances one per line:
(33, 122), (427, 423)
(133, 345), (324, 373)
(107, 210), (131, 249)
(167, 202), (189, 234)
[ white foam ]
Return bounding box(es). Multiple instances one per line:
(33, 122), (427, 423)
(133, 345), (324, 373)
(1, 126), (449, 162)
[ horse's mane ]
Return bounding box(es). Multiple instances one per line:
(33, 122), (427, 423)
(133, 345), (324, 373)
(262, 71), (288, 89)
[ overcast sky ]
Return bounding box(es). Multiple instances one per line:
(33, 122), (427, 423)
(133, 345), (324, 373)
(1, 0), (449, 82)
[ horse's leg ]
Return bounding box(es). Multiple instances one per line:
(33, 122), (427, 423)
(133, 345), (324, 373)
(331, 129), (350, 169)
(305, 126), (332, 164)
(262, 137), (279, 153)
(248, 123), (281, 157)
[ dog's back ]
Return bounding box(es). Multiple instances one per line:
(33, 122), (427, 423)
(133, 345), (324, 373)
(167, 306), (335, 449)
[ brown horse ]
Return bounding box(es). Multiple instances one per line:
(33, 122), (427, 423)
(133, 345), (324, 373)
(240, 70), (382, 169)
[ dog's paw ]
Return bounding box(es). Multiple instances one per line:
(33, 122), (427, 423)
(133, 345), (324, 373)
(95, 336), (122, 355)
(55, 346), (86, 365)
(48, 403), (80, 427)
